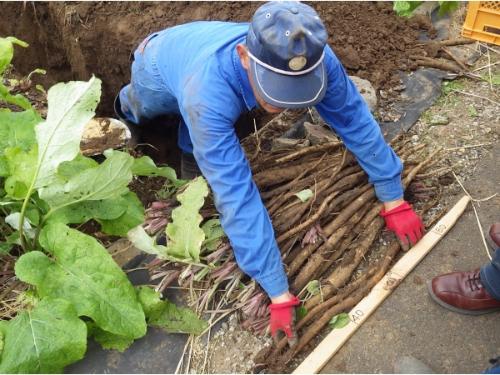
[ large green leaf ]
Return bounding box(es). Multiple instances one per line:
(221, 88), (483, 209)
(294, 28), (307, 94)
(0, 298), (87, 373)
(329, 312), (350, 330)
(131, 154), (181, 185)
(57, 154), (99, 181)
(40, 150), (133, 209)
(46, 197), (127, 225)
(0, 85), (32, 110)
(0, 322), (4, 356)
(34, 77), (101, 190)
(0, 156), (8, 177)
(438, 1), (458, 16)
(201, 218), (225, 251)
(393, 1), (422, 17)
(165, 177), (208, 262)
(3, 146), (37, 199)
(87, 322), (134, 352)
(0, 109), (41, 155)
(127, 225), (168, 257)
(137, 286), (207, 335)
(98, 191), (144, 236)
(15, 223), (147, 339)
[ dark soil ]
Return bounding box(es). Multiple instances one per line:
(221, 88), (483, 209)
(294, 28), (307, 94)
(0, 2), (432, 115)
(0, 1), (435, 202)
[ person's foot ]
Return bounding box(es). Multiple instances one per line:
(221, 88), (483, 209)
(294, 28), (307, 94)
(428, 269), (500, 315)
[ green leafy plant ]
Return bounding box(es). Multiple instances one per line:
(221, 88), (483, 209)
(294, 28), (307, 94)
(0, 298), (87, 373)
(294, 188), (313, 203)
(0, 36), (206, 372)
(128, 176), (215, 265)
(393, 1), (423, 17)
(329, 312), (350, 330)
(393, 1), (459, 18)
(137, 286), (208, 335)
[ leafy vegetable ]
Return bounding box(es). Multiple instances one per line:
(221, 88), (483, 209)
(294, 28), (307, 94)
(97, 191), (144, 236)
(294, 188), (313, 203)
(127, 224), (169, 257)
(15, 223), (147, 339)
(56, 154), (99, 180)
(393, 1), (458, 17)
(46, 197), (127, 225)
(40, 150), (133, 208)
(5, 212), (35, 239)
(0, 37), (28, 77)
(296, 305), (308, 321)
(0, 41), (194, 371)
(3, 146), (37, 199)
(131, 154), (183, 185)
(34, 77), (100, 189)
(306, 280), (320, 296)
(137, 286), (208, 335)
(0, 298), (87, 373)
(87, 323), (134, 352)
(393, 1), (422, 17)
(202, 218), (226, 251)
(437, 1), (458, 16)
(329, 312), (350, 330)
(166, 176), (209, 262)
(0, 109), (40, 156)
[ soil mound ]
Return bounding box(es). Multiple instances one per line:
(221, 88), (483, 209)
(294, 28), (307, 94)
(0, 2), (431, 114)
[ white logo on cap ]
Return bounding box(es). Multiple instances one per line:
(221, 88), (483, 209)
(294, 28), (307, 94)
(289, 56), (307, 71)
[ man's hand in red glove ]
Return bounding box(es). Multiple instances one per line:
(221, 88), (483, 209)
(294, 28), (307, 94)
(380, 200), (424, 251)
(269, 293), (300, 346)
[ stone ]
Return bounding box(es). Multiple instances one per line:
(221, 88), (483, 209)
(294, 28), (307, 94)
(430, 114), (449, 126)
(303, 122), (338, 145)
(349, 75), (378, 112)
(411, 135), (419, 142)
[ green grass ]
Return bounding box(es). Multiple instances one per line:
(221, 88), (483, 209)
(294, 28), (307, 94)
(442, 80), (465, 95)
(480, 72), (500, 86)
(468, 105), (478, 118)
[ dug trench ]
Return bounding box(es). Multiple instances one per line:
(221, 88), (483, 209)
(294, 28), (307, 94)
(0, 1), (435, 173)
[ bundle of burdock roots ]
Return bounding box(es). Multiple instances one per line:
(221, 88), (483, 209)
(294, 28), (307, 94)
(145, 110), (445, 371)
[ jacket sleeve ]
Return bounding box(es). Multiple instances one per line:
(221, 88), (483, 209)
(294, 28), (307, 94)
(179, 90), (288, 298)
(315, 46), (404, 202)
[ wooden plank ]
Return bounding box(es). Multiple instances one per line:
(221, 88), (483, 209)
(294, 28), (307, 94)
(293, 196), (471, 374)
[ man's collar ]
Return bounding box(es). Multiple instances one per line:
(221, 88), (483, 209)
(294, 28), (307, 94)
(232, 48), (257, 111)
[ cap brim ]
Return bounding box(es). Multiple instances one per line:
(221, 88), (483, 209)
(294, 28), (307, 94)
(249, 59), (326, 109)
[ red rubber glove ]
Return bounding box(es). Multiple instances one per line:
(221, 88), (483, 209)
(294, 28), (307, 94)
(269, 295), (300, 345)
(380, 201), (424, 249)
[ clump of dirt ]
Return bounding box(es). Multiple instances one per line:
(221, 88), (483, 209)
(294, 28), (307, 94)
(0, 2), (432, 114)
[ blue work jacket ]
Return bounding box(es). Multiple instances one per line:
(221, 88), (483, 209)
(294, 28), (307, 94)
(122, 21), (403, 297)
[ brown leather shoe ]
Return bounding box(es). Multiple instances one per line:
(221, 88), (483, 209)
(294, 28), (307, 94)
(428, 269), (500, 315)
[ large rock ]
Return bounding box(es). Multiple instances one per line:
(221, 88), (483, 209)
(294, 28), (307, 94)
(349, 76), (378, 112)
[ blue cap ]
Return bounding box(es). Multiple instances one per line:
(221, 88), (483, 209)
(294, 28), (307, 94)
(246, 1), (328, 109)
